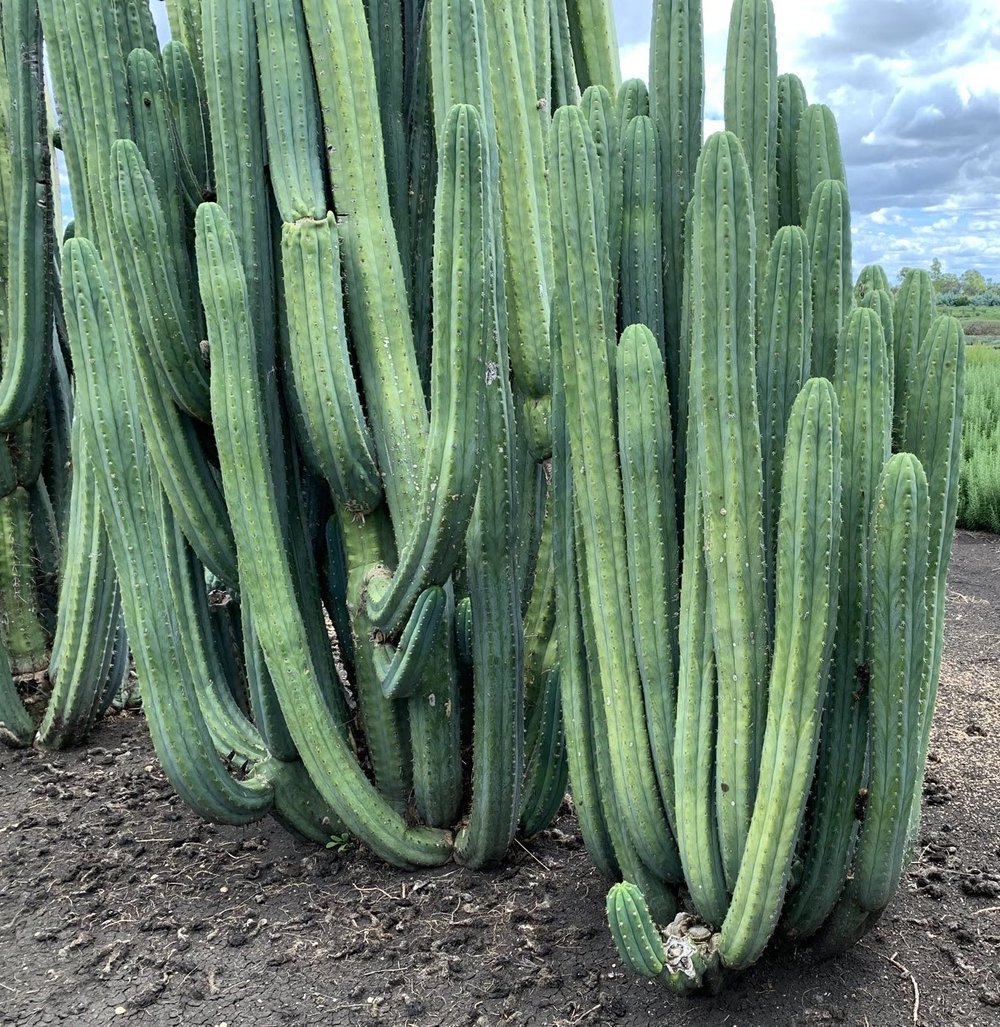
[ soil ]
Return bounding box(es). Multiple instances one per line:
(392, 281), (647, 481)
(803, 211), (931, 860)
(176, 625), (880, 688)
(1, 532), (998, 1027)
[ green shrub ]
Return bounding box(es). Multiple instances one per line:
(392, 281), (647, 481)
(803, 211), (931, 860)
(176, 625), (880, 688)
(958, 345), (1000, 532)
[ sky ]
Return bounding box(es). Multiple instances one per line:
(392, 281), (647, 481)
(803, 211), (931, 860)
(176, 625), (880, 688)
(144, 2), (1000, 282)
(613, 0), (1000, 283)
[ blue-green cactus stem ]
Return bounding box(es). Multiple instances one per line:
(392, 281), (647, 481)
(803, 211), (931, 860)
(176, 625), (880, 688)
(197, 202), (450, 866)
(280, 215), (382, 514)
(607, 882), (667, 978)
(373, 585), (447, 700)
(0, 0), (52, 430)
(37, 422), (120, 750)
(0, 644), (32, 747)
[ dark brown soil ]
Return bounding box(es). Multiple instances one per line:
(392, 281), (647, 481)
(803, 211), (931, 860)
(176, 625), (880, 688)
(2, 532), (998, 1027)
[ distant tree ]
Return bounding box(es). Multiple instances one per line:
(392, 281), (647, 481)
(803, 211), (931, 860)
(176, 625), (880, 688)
(929, 258), (961, 295)
(961, 269), (988, 296)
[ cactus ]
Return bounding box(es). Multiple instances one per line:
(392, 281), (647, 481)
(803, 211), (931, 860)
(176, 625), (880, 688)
(690, 131), (769, 888)
(4, 0), (967, 997)
(534, 0), (963, 995)
(650, 0), (703, 442)
(776, 73), (807, 228)
(724, 0), (777, 279)
(796, 103), (846, 226)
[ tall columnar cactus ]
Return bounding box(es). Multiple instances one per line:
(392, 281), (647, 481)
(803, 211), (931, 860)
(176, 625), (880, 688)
(24, 0), (601, 875)
(0, 0), (59, 739)
(541, 0), (965, 996)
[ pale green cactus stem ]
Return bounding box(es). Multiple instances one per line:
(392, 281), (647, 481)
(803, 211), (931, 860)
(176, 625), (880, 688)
(0, 486), (48, 675)
(620, 117), (666, 356)
(897, 314), (964, 848)
(63, 236), (274, 825)
(166, 0), (206, 94)
(795, 103), (846, 226)
(552, 336), (620, 881)
(720, 377), (841, 970)
(892, 268), (937, 442)
(855, 263), (890, 301)
(617, 324), (680, 823)
(566, 0), (621, 93)
(162, 41), (211, 194)
(0, 643), (33, 746)
(776, 72), (807, 228)
(725, 0), (778, 279)
(784, 307), (891, 939)
(617, 77), (649, 130)
(549, 103), (680, 882)
(650, 0), (703, 444)
(550, 0), (582, 106)
(482, 0), (553, 455)
(858, 286), (896, 399)
(757, 225), (812, 620)
(673, 391), (728, 927)
(815, 453), (931, 954)
(805, 178), (853, 381)
(690, 131), (769, 890)
(301, 0), (429, 528)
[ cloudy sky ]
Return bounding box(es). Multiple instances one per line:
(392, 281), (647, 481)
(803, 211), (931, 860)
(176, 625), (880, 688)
(614, 0), (1000, 282)
(144, 1), (998, 281)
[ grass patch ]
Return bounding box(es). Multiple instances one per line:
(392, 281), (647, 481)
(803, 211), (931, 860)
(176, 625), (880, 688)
(958, 344), (1000, 533)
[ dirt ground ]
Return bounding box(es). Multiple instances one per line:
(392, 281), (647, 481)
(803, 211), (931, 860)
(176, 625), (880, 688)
(1, 532), (998, 1027)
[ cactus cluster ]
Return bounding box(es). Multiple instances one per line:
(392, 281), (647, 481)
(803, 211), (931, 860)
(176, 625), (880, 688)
(576, 0), (964, 990)
(0, 0), (964, 993)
